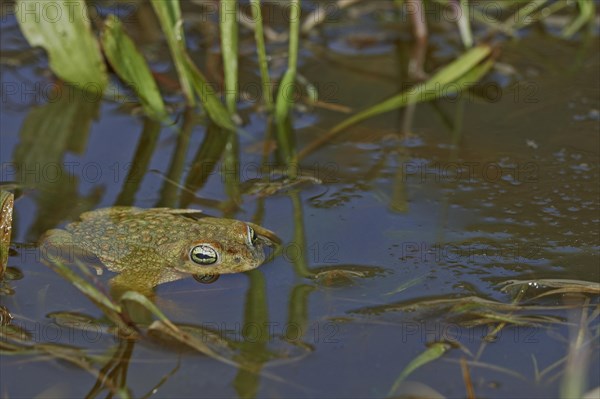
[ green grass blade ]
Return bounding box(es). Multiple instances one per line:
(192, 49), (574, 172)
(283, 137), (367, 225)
(275, 0), (301, 163)
(298, 45), (493, 159)
(45, 259), (122, 316)
(507, 0), (549, 30)
(220, 0), (238, 114)
(421, 45), (491, 88)
(562, 0), (595, 38)
(16, 0), (107, 91)
(501, 279), (600, 294)
(183, 53), (236, 131)
(151, 0), (234, 129)
(457, 0), (473, 48)
(119, 291), (178, 332)
(250, 0), (273, 110)
(384, 273), (427, 296)
(150, 0), (195, 105)
(388, 342), (453, 396)
(560, 298), (593, 399)
(101, 15), (168, 122)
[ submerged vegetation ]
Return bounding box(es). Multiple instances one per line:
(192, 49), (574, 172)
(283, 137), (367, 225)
(1, 0), (599, 398)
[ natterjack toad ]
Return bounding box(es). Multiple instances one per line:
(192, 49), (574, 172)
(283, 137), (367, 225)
(41, 207), (279, 290)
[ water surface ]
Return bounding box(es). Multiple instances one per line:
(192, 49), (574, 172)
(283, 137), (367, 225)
(1, 2), (599, 398)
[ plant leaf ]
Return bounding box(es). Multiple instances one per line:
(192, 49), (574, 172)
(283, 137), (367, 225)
(119, 291), (178, 332)
(388, 342), (453, 396)
(16, 0), (107, 91)
(43, 259), (122, 318)
(150, 0), (235, 129)
(274, 0), (301, 163)
(562, 0), (596, 37)
(101, 15), (168, 121)
(150, 0), (195, 105)
(250, 0), (273, 110)
(184, 53), (236, 130)
(220, 0), (238, 113)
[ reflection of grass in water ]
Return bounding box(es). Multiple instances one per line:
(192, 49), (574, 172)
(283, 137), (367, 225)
(1, 258), (310, 397)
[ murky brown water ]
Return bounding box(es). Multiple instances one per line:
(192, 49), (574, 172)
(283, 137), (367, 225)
(1, 2), (599, 398)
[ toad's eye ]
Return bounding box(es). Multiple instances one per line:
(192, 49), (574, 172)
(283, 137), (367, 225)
(247, 225), (258, 245)
(190, 245), (218, 265)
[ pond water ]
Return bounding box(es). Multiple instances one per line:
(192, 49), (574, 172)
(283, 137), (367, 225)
(1, 2), (599, 398)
